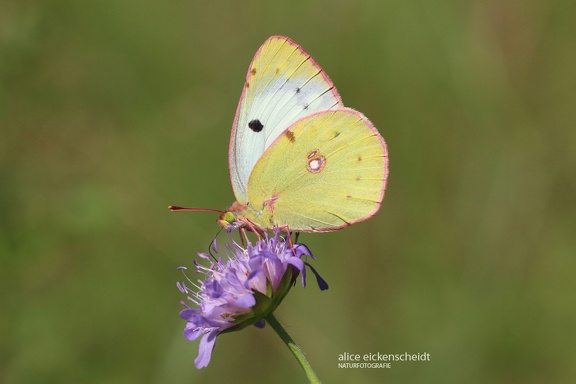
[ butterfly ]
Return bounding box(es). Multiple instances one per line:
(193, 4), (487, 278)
(171, 36), (389, 234)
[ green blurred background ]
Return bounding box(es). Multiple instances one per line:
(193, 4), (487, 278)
(2, 0), (575, 383)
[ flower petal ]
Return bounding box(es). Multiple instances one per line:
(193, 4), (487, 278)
(194, 329), (219, 369)
(183, 324), (202, 341)
(235, 293), (256, 308)
(180, 308), (198, 321)
(294, 244), (314, 259)
(304, 261), (329, 291)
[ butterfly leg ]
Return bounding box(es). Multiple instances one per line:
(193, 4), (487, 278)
(239, 218), (263, 242)
(238, 227), (249, 246)
(276, 224), (298, 255)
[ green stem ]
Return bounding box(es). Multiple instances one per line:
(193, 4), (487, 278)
(266, 313), (322, 384)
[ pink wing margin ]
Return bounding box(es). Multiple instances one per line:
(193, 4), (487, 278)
(328, 109), (389, 231)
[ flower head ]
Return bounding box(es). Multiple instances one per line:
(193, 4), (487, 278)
(177, 228), (328, 368)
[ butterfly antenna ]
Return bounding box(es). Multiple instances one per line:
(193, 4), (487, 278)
(169, 206), (224, 214)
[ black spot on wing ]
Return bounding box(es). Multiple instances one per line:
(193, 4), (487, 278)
(248, 119), (264, 132)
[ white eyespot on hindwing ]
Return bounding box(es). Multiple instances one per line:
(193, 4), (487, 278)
(306, 149), (326, 173)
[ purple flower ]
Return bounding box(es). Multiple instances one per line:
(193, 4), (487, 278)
(177, 229), (328, 368)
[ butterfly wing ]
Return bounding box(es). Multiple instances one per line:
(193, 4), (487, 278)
(229, 36), (343, 203)
(243, 108), (388, 232)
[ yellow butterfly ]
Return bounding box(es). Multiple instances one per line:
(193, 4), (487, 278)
(172, 36), (388, 233)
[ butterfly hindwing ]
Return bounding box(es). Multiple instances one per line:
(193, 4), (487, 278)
(229, 36), (343, 203)
(244, 108), (388, 232)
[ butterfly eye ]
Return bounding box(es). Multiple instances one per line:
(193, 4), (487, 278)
(248, 119), (264, 132)
(224, 211), (237, 224)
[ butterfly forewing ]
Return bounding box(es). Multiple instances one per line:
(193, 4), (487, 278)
(229, 36), (343, 203)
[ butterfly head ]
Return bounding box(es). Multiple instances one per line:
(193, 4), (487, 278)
(218, 211), (238, 229)
(217, 201), (248, 230)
